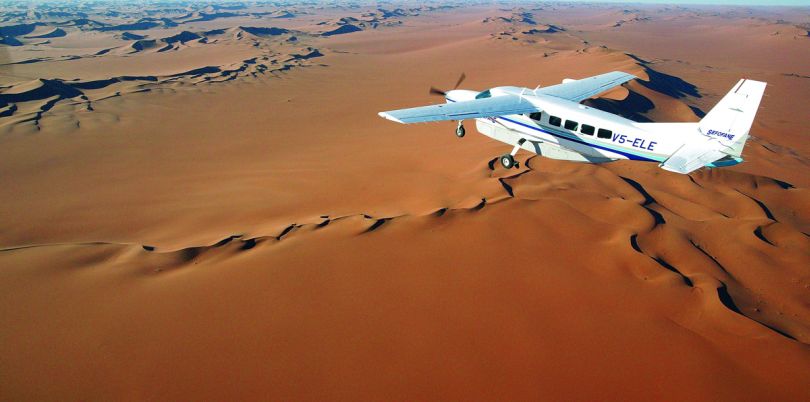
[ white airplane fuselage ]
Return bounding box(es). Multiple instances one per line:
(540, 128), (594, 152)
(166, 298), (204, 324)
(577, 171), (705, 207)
(445, 86), (719, 165)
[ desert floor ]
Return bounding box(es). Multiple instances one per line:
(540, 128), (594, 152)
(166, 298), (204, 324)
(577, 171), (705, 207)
(1, 2), (809, 401)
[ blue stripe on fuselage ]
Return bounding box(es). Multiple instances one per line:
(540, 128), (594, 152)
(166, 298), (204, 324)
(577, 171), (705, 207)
(446, 98), (659, 162)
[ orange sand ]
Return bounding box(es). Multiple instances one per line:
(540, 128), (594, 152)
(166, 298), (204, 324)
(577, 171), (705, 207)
(1, 2), (809, 401)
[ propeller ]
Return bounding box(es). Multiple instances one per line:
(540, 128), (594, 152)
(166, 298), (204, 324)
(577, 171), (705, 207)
(429, 72), (466, 96)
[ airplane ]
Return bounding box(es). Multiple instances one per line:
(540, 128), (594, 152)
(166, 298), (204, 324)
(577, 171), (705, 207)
(377, 71), (766, 174)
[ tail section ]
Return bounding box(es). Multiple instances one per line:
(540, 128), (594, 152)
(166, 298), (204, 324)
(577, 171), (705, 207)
(659, 79), (766, 174)
(698, 78), (767, 157)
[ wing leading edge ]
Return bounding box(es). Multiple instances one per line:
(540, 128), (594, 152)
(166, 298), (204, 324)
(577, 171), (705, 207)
(378, 71), (637, 124)
(537, 71), (637, 103)
(378, 94), (539, 124)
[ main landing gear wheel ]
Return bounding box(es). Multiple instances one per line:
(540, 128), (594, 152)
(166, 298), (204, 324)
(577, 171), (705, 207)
(500, 154), (515, 169)
(456, 123), (465, 138)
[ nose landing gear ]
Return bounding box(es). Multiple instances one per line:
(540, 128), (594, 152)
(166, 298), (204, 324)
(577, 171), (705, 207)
(455, 120), (465, 138)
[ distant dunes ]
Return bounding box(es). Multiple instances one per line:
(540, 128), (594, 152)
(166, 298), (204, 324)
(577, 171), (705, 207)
(24, 28), (66, 38)
(120, 32), (146, 40)
(522, 25), (564, 34)
(161, 30), (201, 44)
(321, 24), (363, 37)
(239, 26), (290, 37)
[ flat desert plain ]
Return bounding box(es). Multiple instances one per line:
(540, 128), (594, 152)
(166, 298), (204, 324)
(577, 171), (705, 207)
(1, 1), (809, 400)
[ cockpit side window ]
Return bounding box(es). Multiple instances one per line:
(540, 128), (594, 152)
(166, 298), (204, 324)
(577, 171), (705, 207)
(529, 112), (543, 121)
(475, 90), (492, 99)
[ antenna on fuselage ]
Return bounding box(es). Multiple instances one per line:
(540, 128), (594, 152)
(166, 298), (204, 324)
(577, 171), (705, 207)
(519, 87), (531, 102)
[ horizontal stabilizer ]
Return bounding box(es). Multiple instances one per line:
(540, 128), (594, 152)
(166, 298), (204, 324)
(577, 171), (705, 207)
(659, 141), (728, 174)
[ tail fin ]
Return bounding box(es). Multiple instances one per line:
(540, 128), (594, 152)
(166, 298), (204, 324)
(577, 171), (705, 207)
(658, 79), (766, 174)
(698, 78), (767, 157)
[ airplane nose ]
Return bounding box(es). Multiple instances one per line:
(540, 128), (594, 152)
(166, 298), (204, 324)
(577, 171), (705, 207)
(444, 89), (463, 102)
(444, 89), (481, 103)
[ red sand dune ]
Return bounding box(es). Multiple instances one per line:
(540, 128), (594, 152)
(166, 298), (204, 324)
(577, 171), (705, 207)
(1, 2), (809, 400)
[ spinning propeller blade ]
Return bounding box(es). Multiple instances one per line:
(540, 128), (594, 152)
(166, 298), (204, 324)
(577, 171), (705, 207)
(453, 72), (466, 89)
(429, 72), (466, 97)
(429, 86), (447, 96)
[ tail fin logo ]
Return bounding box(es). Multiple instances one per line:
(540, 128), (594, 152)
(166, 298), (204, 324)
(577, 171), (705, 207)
(706, 129), (735, 141)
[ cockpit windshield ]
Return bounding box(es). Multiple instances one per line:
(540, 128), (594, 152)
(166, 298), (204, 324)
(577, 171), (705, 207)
(475, 89), (492, 99)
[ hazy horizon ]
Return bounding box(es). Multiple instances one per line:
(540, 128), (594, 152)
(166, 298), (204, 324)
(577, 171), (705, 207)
(556, 0), (810, 6)
(2, 0), (810, 6)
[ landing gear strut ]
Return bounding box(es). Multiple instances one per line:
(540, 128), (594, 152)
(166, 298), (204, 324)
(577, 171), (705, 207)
(500, 138), (527, 169)
(455, 120), (465, 138)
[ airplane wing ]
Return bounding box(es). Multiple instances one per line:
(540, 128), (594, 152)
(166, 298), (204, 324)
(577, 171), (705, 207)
(378, 94), (539, 124)
(537, 71), (637, 103)
(659, 136), (728, 174)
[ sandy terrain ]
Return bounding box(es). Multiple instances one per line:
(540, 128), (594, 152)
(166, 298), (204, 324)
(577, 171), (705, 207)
(1, 1), (809, 401)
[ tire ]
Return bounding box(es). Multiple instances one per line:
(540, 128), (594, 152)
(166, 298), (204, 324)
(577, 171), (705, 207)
(500, 154), (515, 169)
(455, 125), (465, 138)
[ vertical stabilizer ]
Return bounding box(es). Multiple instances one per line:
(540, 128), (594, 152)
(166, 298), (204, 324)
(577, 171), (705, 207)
(659, 79), (766, 174)
(698, 79), (766, 157)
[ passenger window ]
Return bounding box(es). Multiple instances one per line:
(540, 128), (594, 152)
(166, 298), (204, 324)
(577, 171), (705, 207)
(597, 128), (612, 139)
(548, 116), (562, 127)
(564, 120), (578, 131)
(529, 112), (543, 121)
(580, 124), (595, 136)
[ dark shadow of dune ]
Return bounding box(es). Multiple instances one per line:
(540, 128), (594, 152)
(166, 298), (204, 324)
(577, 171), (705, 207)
(753, 226), (775, 246)
(626, 54), (701, 99)
(498, 178), (514, 197)
(0, 79), (83, 104)
(70, 76), (158, 90)
(322, 24), (363, 36)
(25, 28), (66, 39)
(0, 23), (42, 38)
(365, 218), (389, 233)
(716, 283), (742, 313)
(620, 177), (666, 224)
(688, 105), (706, 118)
(161, 31), (201, 44)
(583, 88), (654, 122)
(121, 32), (146, 40)
(716, 284), (796, 340)
(640, 67), (701, 99)
(0, 36), (23, 46)
(240, 26), (290, 36)
(654, 257), (693, 286)
(286, 48), (323, 61)
(629, 234), (642, 252)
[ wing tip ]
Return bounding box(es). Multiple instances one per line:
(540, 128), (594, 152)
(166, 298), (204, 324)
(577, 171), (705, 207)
(378, 111), (404, 124)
